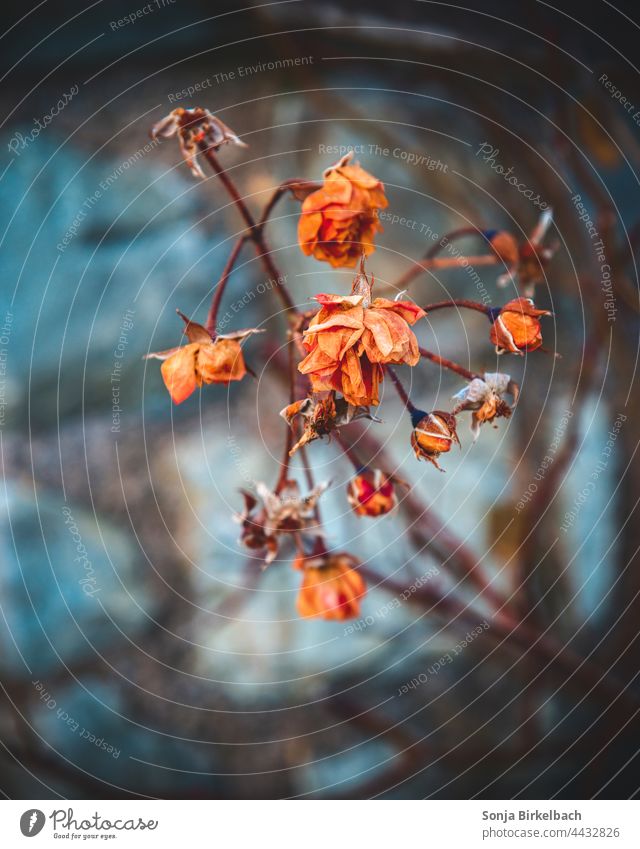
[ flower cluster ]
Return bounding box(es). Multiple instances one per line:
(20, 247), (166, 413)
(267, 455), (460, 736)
(146, 108), (556, 620)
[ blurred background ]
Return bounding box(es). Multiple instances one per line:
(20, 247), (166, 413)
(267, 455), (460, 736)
(1, 0), (640, 799)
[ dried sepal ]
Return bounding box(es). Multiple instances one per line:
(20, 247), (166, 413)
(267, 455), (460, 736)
(452, 372), (517, 440)
(235, 480), (328, 567)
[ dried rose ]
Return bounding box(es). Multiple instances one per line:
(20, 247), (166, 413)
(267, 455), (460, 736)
(151, 107), (246, 179)
(145, 312), (261, 404)
(298, 153), (388, 267)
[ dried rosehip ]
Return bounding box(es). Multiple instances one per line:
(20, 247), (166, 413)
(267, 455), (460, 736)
(346, 469), (397, 517)
(489, 298), (550, 355)
(298, 152), (388, 267)
(294, 551), (366, 620)
(410, 410), (459, 470)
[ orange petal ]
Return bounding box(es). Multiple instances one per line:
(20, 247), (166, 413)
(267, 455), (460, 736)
(197, 339), (246, 384)
(160, 344), (199, 404)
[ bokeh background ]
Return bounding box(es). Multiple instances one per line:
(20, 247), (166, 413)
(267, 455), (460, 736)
(1, 0), (640, 799)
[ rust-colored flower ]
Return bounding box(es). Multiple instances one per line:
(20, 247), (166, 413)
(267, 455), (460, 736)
(294, 551), (366, 620)
(410, 411), (460, 471)
(280, 391), (377, 455)
(236, 480), (327, 566)
(298, 263), (426, 406)
(488, 209), (557, 297)
(489, 297), (551, 355)
(151, 107), (246, 179)
(145, 312), (261, 404)
(298, 152), (388, 267)
(452, 373), (518, 440)
(346, 469), (397, 517)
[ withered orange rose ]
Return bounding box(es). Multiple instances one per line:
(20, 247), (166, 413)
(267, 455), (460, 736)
(298, 265), (425, 407)
(490, 297), (550, 355)
(298, 153), (388, 267)
(294, 552), (366, 621)
(146, 313), (261, 404)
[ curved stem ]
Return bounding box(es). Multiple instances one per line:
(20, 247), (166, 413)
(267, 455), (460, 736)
(334, 433), (367, 474)
(424, 298), (492, 316)
(257, 178), (320, 229)
(385, 366), (417, 414)
(394, 253), (498, 291)
(419, 347), (478, 381)
(426, 227), (490, 260)
(275, 337), (296, 492)
(205, 236), (246, 334)
(199, 144), (299, 319)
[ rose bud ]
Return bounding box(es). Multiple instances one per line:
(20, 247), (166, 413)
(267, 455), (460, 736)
(410, 410), (460, 471)
(489, 297), (551, 355)
(346, 469), (397, 517)
(294, 552), (366, 621)
(298, 152), (388, 267)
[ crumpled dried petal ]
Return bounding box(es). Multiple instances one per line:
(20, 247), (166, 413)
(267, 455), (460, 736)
(294, 551), (366, 620)
(280, 392), (377, 455)
(151, 107), (247, 179)
(489, 297), (551, 355)
(298, 152), (388, 267)
(452, 372), (516, 440)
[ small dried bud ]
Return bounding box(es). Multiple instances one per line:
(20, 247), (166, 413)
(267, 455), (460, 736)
(410, 410), (460, 471)
(346, 469), (397, 517)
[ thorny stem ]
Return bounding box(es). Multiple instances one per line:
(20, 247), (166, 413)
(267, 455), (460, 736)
(385, 366), (417, 414)
(424, 298), (492, 316)
(199, 144), (299, 319)
(419, 347), (478, 381)
(205, 235), (246, 335)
